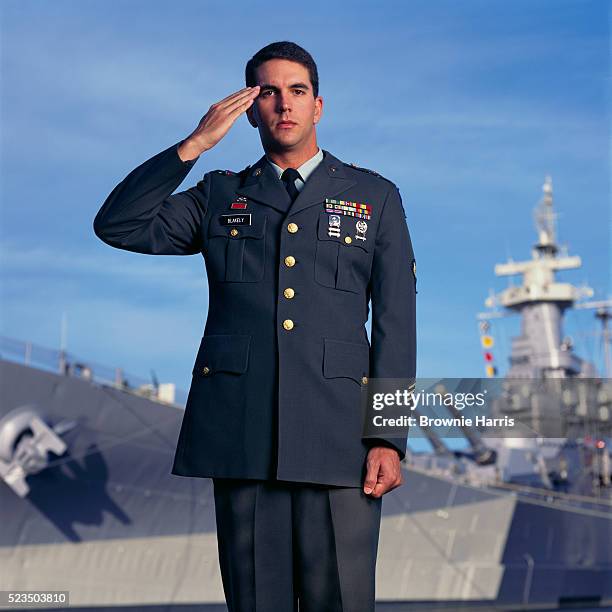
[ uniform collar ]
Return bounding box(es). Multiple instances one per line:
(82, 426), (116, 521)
(265, 148), (324, 187)
(236, 150), (356, 215)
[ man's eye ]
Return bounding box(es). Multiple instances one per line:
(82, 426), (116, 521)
(293, 89), (305, 95)
(261, 90), (274, 97)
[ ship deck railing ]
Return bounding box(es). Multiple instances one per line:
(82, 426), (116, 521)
(0, 335), (188, 407)
(406, 458), (612, 514)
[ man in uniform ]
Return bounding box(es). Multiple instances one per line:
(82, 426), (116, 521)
(93, 41), (416, 612)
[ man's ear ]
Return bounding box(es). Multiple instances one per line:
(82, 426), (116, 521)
(313, 96), (323, 125)
(246, 105), (258, 128)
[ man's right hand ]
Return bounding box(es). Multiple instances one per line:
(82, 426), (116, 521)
(177, 86), (261, 161)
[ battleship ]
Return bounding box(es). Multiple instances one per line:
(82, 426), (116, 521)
(1, 177), (611, 610)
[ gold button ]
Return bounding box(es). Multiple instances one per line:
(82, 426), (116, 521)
(284, 255), (296, 267)
(202, 366), (211, 376)
(287, 222), (299, 233)
(361, 376), (368, 385)
(284, 288), (295, 299)
(283, 319), (294, 330)
(230, 228), (239, 237)
(344, 236), (352, 244)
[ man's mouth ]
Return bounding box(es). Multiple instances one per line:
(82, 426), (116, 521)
(277, 121), (297, 128)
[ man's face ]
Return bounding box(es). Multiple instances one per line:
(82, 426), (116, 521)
(247, 58), (323, 152)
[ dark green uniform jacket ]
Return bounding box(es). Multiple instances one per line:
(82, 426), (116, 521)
(93, 142), (417, 487)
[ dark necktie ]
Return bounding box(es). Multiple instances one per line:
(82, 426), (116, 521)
(281, 168), (302, 203)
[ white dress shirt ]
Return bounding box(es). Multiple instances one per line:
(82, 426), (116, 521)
(266, 148), (324, 193)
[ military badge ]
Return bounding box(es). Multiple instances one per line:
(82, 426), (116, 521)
(230, 196), (248, 210)
(355, 220), (368, 241)
(328, 214), (341, 237)
(324, 198), (371, 220)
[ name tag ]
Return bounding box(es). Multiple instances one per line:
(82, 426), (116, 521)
(219, 213), (252, 226)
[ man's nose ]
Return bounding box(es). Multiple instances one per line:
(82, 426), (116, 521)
(276, 92), (291, 112)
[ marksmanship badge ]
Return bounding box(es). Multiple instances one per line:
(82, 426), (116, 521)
(328, 214), (341, 237)
(355, 220), (368, 241)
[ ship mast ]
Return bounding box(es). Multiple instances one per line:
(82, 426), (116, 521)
(485, 177), (595, 378)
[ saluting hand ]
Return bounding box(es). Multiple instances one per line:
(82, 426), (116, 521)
(178, 86), (261, 161)
(363, 447), (403, 497)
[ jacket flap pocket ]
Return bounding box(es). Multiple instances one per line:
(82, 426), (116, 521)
(317, 211), (370, 252)
(323, 338), (370, 384)
(208, 213), (267, 239)
(193, 334), (251, 376)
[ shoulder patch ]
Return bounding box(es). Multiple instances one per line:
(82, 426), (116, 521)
(343, 162), (395, 186)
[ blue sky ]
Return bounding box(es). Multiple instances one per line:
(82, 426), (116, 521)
(1, 0), (609, 398)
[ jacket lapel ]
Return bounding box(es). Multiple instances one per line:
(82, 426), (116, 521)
(235, 150), (356, 216)
(288, 150), (356, 216)
(235, 156), (292, 214)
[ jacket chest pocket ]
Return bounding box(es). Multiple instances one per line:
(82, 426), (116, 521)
(314, 211), (372, 293)
(206, 214), (267, 282)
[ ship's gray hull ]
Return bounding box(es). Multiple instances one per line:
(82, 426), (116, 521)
(1, 360), (611, 610)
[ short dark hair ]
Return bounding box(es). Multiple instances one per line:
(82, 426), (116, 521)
(245, 41), (319, 97)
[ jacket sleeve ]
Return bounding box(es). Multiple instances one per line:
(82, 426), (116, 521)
(93, 142), (209, 255)
(363, 183), (417, 460)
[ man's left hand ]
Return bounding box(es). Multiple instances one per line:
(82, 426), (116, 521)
(363, 447), (403, 497)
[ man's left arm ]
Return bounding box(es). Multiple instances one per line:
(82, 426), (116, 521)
(363, 183), (417, 497)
